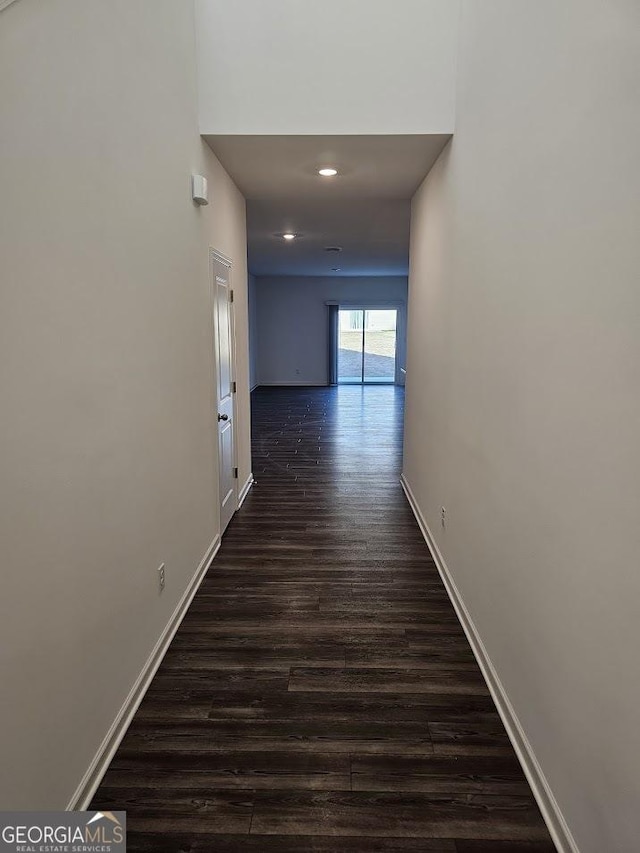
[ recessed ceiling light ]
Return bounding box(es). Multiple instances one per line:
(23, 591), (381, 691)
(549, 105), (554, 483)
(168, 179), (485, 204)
(318, 167), (338, 177)
(282, 233), (296, 240)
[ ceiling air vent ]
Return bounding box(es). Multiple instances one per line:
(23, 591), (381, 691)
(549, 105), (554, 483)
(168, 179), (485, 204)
(324, 246), (343, 253)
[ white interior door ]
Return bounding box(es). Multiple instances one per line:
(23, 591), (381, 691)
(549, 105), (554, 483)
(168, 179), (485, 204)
(212, 255), (237, 534)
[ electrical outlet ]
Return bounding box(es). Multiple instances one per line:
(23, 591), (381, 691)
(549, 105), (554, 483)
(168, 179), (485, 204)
(441, 506), (446, 527)
(158, 563), (166, 592)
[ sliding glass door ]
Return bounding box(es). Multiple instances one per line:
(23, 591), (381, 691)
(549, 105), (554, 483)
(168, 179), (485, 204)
(364, 309), (397, 382)
(338, 309), (397, 384)
(337, 309), (364, 383)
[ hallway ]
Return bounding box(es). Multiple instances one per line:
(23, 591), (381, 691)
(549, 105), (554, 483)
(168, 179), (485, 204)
(92, 386), (554, 851)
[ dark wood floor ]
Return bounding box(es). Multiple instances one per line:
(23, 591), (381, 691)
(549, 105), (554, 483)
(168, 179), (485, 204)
(92, 386), (555, 852)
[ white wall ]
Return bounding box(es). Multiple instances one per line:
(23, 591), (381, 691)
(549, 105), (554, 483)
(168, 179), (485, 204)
(195, 0), (459, 135)
(403, 2), (640, 851)
(248, 274), (259, 390)
(254, 276), (407, 386)
(0, 0), (249, 809)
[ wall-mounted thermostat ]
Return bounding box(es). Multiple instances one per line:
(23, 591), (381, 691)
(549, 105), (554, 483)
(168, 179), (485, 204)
(191, 174), (208, 205)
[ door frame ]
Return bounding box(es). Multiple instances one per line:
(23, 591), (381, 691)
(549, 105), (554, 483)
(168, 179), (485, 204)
(336, 302), (405, 385)
(209, 248), (239, 530)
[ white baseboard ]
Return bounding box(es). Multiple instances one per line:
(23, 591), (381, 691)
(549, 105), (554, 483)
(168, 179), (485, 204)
(238, 473), (254, 507)
(400, 474), (579, 853)
(66, 534), (221, 811)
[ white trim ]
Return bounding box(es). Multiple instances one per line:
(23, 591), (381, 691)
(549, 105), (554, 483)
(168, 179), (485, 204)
(400, 474), (579, 853)
(238, 473), (254, 508)
(210, 249), (232, 267)
(66, 534), (221, 811)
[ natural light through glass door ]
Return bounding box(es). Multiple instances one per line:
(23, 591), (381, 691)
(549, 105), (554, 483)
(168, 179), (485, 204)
(338, 309), (397, 384)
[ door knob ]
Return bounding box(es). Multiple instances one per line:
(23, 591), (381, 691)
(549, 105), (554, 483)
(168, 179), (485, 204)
(218, 413), (229, 421)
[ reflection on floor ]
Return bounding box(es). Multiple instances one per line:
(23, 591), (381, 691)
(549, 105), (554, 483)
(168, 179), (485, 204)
(92, 386), (555, 852)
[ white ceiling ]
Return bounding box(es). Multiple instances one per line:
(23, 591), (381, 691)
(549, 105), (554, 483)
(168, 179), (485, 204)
(205, 134), (451, 277)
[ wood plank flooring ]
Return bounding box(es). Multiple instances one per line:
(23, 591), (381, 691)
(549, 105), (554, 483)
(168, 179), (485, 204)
(92, 385), (555, 852)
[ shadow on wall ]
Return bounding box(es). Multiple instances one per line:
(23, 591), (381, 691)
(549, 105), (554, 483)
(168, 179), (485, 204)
(338, 348), (395, 379)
